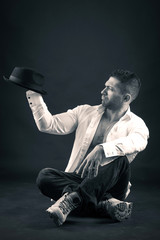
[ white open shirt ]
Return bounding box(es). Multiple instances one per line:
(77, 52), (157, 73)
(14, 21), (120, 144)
(26, 91), (149, 173)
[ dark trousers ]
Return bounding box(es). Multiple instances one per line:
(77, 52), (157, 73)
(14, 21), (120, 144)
(36, 156), (131, 215)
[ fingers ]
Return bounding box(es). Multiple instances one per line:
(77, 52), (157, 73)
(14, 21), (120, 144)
(76, 158), (100, 179)
(87, 160), (95, 179)
(87, 160), (100, 179)
(93, 160), (100, 177)
(26, 90), (41, 97)
(81, 160), (90, 178)
(76, 160), (87, 174)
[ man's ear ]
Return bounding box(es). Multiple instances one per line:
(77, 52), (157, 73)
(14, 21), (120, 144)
(124, 94), (131, 102)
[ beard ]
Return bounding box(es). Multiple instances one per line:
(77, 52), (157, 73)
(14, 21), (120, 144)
(101, 96), (123, 111)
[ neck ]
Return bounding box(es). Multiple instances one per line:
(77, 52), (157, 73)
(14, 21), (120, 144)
(103, 104), (129, 122)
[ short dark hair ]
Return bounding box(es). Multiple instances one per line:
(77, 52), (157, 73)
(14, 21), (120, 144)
(110, 69), (141, 101)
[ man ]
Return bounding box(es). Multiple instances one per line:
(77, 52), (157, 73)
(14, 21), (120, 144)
(26, 69), (149, 226)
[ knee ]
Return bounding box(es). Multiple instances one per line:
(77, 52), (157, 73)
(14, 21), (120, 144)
(114, 156), (130, 175)
(36, 168), (53, 190)
(118, 156), (129, 167)
(118, 157), (131, 179)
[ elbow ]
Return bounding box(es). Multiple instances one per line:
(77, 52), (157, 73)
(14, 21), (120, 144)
(36, 124), (50, 133)
(38, 127), (46, 133)
(132, 131), (149, 152)
(37, 126), (46, 133)
(135, 138), (148, 152)
(35, 118), (53, 133)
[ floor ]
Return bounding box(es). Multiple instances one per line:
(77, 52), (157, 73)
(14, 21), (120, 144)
(0, 180), (160, 240)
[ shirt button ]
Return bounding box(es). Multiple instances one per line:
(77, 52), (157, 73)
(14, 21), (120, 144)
(30, 102), (32, 105)
(28, 97), (30, 99)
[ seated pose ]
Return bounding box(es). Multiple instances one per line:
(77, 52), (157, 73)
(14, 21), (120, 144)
(26, 69), (149, 226)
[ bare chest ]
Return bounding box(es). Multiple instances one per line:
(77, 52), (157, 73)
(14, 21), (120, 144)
(91, 116), (116, 147)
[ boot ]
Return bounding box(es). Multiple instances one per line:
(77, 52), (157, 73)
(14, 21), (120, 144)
(46, 192), (81, 226)
(97, 198), (133, 221)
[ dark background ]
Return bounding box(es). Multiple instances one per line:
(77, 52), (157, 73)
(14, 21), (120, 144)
(1, 1), (160, 240)
(1, 0), (159, 186)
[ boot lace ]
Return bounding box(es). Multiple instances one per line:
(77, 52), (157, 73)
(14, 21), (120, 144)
(59, 195), (77, 215)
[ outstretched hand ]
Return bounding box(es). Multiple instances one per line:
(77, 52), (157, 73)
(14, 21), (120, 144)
(76, 145), (104, 179)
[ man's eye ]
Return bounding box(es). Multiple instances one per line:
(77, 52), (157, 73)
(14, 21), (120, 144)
(107, 86), (113, 90)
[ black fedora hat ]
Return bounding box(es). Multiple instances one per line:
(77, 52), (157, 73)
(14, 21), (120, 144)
(3, 67), (47, 95)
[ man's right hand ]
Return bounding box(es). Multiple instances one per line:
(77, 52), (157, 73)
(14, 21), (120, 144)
(76, 145), (104, 179)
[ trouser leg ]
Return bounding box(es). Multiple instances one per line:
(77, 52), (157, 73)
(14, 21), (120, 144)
(36, 156), (130, 213)
(72, 156), (130, 212)
(103, 163), (131, 201)
(36, 168), (82, 200)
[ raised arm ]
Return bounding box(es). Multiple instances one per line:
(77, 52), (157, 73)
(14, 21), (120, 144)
(26, 90), (78, 135)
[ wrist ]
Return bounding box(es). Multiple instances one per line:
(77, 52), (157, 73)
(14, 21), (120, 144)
(95, 145), (104, 153)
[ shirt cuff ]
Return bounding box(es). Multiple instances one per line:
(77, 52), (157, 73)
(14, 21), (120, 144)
(26, 90), (45, 108)
(100, 142), (124, 158)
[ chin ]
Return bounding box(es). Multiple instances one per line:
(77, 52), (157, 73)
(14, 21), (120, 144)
(102, 102), (108, 108)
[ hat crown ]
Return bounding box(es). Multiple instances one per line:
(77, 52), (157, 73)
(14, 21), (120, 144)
(4, 67), (47, 95)
(12, 67), (44, 86)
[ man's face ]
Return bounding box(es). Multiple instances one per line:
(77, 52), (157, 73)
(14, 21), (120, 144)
(101, 77), (124, 110)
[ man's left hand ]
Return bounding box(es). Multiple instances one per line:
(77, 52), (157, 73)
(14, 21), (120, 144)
(76, 145), (104, 179)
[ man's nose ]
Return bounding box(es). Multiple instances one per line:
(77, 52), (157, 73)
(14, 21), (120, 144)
(101, 87), (107, 94)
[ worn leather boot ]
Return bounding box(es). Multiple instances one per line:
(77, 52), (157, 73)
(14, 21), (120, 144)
(46, 192), (81, 226)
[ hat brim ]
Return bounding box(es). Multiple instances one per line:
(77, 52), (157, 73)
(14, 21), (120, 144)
(3, 76), (47, 95)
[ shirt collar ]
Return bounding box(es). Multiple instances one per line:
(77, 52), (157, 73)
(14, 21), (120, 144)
(97, 104), (105, 114)
(97, 104), (131, 120)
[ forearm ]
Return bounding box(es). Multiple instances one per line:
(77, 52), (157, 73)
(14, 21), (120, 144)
(100, 130), (149, 159)
(98, 129), (149, 166)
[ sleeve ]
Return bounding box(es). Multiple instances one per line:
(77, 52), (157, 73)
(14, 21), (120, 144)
(100, 120), (149, 158)
(26, 90), (79, 135)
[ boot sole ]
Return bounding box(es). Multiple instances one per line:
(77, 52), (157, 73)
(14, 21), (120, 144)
(110, 202), (133, 222)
